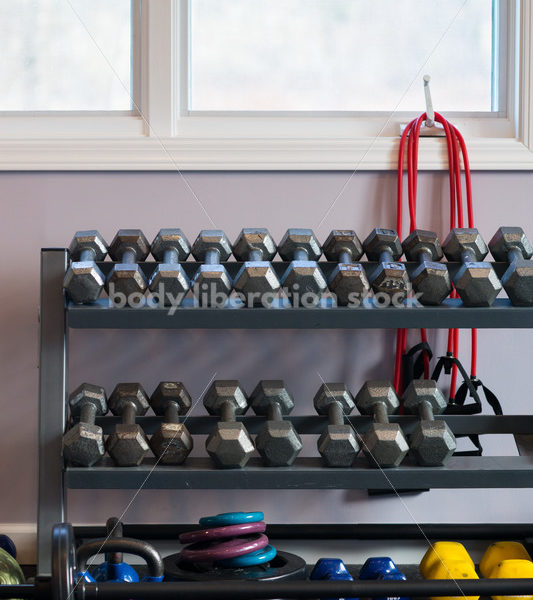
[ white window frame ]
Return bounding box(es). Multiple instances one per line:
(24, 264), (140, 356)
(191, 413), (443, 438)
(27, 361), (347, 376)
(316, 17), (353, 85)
(0, 0), (532, 170)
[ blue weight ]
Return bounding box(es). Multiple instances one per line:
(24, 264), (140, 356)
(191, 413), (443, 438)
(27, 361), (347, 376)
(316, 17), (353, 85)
(310, 558), (357, 600)
(92, 561), (140, 583)
(359, 557), (400, 579)
(359, 557), (409, 600)
(142, 574), (164, 582)
(0, 535), (17, 560)
(215, 545), (277, 568)
(199, 512), (264, 527)
(77, 570), (96, 583)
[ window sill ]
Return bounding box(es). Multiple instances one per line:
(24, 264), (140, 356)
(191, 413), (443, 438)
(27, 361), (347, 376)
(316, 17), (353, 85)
(0, 136), (532, 170)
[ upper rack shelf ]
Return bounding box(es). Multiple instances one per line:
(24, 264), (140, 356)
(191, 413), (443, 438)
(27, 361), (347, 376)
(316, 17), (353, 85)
(68, 297), (533, 329)
(65, 257), (530, 329)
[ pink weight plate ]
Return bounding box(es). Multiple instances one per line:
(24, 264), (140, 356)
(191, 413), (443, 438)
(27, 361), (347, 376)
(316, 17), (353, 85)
(179, 534), (269, 563)
(179, 521), (266, 544)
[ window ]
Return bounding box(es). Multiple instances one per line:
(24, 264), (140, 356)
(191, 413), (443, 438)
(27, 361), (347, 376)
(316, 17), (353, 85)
(1, 0), (532, 170)
(0, 0), (132, 111)
(189, 0), (496, 113)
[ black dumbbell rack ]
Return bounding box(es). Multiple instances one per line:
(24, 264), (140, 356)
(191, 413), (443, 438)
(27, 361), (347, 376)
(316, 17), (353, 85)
(36, 248), (533, 597)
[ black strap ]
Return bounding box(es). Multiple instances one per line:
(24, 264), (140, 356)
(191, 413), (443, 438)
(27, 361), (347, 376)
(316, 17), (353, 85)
(455, 376), (503, 416)
(431, 354), (483, 455)
(431, 353), (482, 411)
(402, 342), (433, 391)
(452, 376), (503, 456)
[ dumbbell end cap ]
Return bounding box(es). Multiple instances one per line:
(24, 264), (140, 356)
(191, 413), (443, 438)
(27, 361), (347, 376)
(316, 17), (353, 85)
(108, 383), (150, 416)
(106, 425), (149, 466)
(250, 380), (294, 415)
(69, 383), (107, 416)
(318, 426), (359, 467)
(410, 421), (456, 466)
(64, 263), (106, 304)
(278, 229), (322, 261)
(151, 229), (191, 261)
(323, 230), (363, 261)
(150, 423), (193, 464)
(203, 380), (248, 415)
(151, 382), (192, 416)
(109, 230), (150, 262)
(192, 230), (232, 262)
(355, 381), (399, 415)
(69, 231), (108, 261)
(362, 423), (409, 468)
(206, 423), (254, 468)
(233, 228), (277, 261)
(63, 423), (105, 467)
(256, 421), (302, 466)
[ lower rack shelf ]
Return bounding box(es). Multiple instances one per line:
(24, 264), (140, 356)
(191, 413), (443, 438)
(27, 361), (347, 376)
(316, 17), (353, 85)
(65, 455), (533, 490)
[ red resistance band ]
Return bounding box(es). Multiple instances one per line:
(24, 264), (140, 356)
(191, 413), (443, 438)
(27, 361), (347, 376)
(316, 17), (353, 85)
(394, 112), (476, 397)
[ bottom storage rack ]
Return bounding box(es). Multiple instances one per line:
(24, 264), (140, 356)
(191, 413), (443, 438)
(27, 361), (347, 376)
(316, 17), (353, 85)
(5, 523), (533, 599)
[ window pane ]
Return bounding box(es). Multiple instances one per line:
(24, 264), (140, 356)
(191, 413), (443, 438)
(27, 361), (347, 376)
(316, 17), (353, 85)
(190, 0), (494, 112)
(0, 0), (131, 111)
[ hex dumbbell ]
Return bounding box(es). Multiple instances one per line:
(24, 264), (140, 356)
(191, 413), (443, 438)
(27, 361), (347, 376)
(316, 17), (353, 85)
(191, 230), (233, 307)
(359, 557), (409, 600)
(148, 229), (191, 306)
(323, 230), (370, 306)
(489, 226), (533, 306)
(64, 231), (108, 304)
(402, 380), (456, 466)
(355, 381), (409, 468)
(232, 228), (281, 307)
(250, 380), (302, 466)
(402, 229), (452, 305)
(480, 541), (533, 600)
(106, 383), (150, 466)
(203, 380), (254, 468)
(106, 230), (150, 306)
(480, 541), (532, 578)
(314, 383), (359, 467)
(310, 558), (356, 600)
(363, 228), (411, 304)
(442, 228), (502, 306)
(278, 228), (328, 307)
(420, 541), (478, 600)
(149, 382), (193, 465)
(63, 383), (107, 467)
(419, 541), (475, 578)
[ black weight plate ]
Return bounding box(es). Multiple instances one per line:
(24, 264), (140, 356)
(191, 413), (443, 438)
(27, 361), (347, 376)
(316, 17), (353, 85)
(51, 523), (76, 600)
(164, 550), (306, 582)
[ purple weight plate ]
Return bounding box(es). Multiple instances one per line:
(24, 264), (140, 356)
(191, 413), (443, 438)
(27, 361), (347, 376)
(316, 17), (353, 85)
(179, 521), (266, 544)
(179, 534), (269, 563)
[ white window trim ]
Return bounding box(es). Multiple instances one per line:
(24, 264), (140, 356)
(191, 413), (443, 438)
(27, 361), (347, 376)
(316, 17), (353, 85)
(0, 0), (532, 170)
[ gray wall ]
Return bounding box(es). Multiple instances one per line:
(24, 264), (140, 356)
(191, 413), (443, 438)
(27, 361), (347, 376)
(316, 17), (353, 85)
(1, 170), (531, 548)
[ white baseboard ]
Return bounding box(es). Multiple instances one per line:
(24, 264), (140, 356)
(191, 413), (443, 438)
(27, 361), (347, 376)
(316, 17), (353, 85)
(0, 524), (37, 565)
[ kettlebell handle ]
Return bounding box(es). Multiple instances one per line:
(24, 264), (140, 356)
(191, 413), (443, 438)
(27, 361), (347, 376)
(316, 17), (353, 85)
(77, 538), (164, 579)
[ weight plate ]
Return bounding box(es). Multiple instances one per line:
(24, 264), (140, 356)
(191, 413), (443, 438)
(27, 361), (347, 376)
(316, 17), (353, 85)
(164, 549), (306, 582)
(0, 535), (17, 560)
(216, 545), (277, 568)
(179, 534), (269, 563)
(179, 521), (266, 544)
(51, 523), (76, 600)
(199, 512), (264, 527)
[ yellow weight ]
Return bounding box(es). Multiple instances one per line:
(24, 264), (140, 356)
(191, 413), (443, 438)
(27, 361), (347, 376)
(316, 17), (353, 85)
(486, 556), (533, 600)
(420, 543), (479, 600)
(490, 558), (533, 580)
(420, 542), (474, 578)
(480, 542), (531, 578)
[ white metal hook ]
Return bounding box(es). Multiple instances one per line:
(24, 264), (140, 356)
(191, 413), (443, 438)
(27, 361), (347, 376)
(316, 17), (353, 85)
(423, 74), (435, 127)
